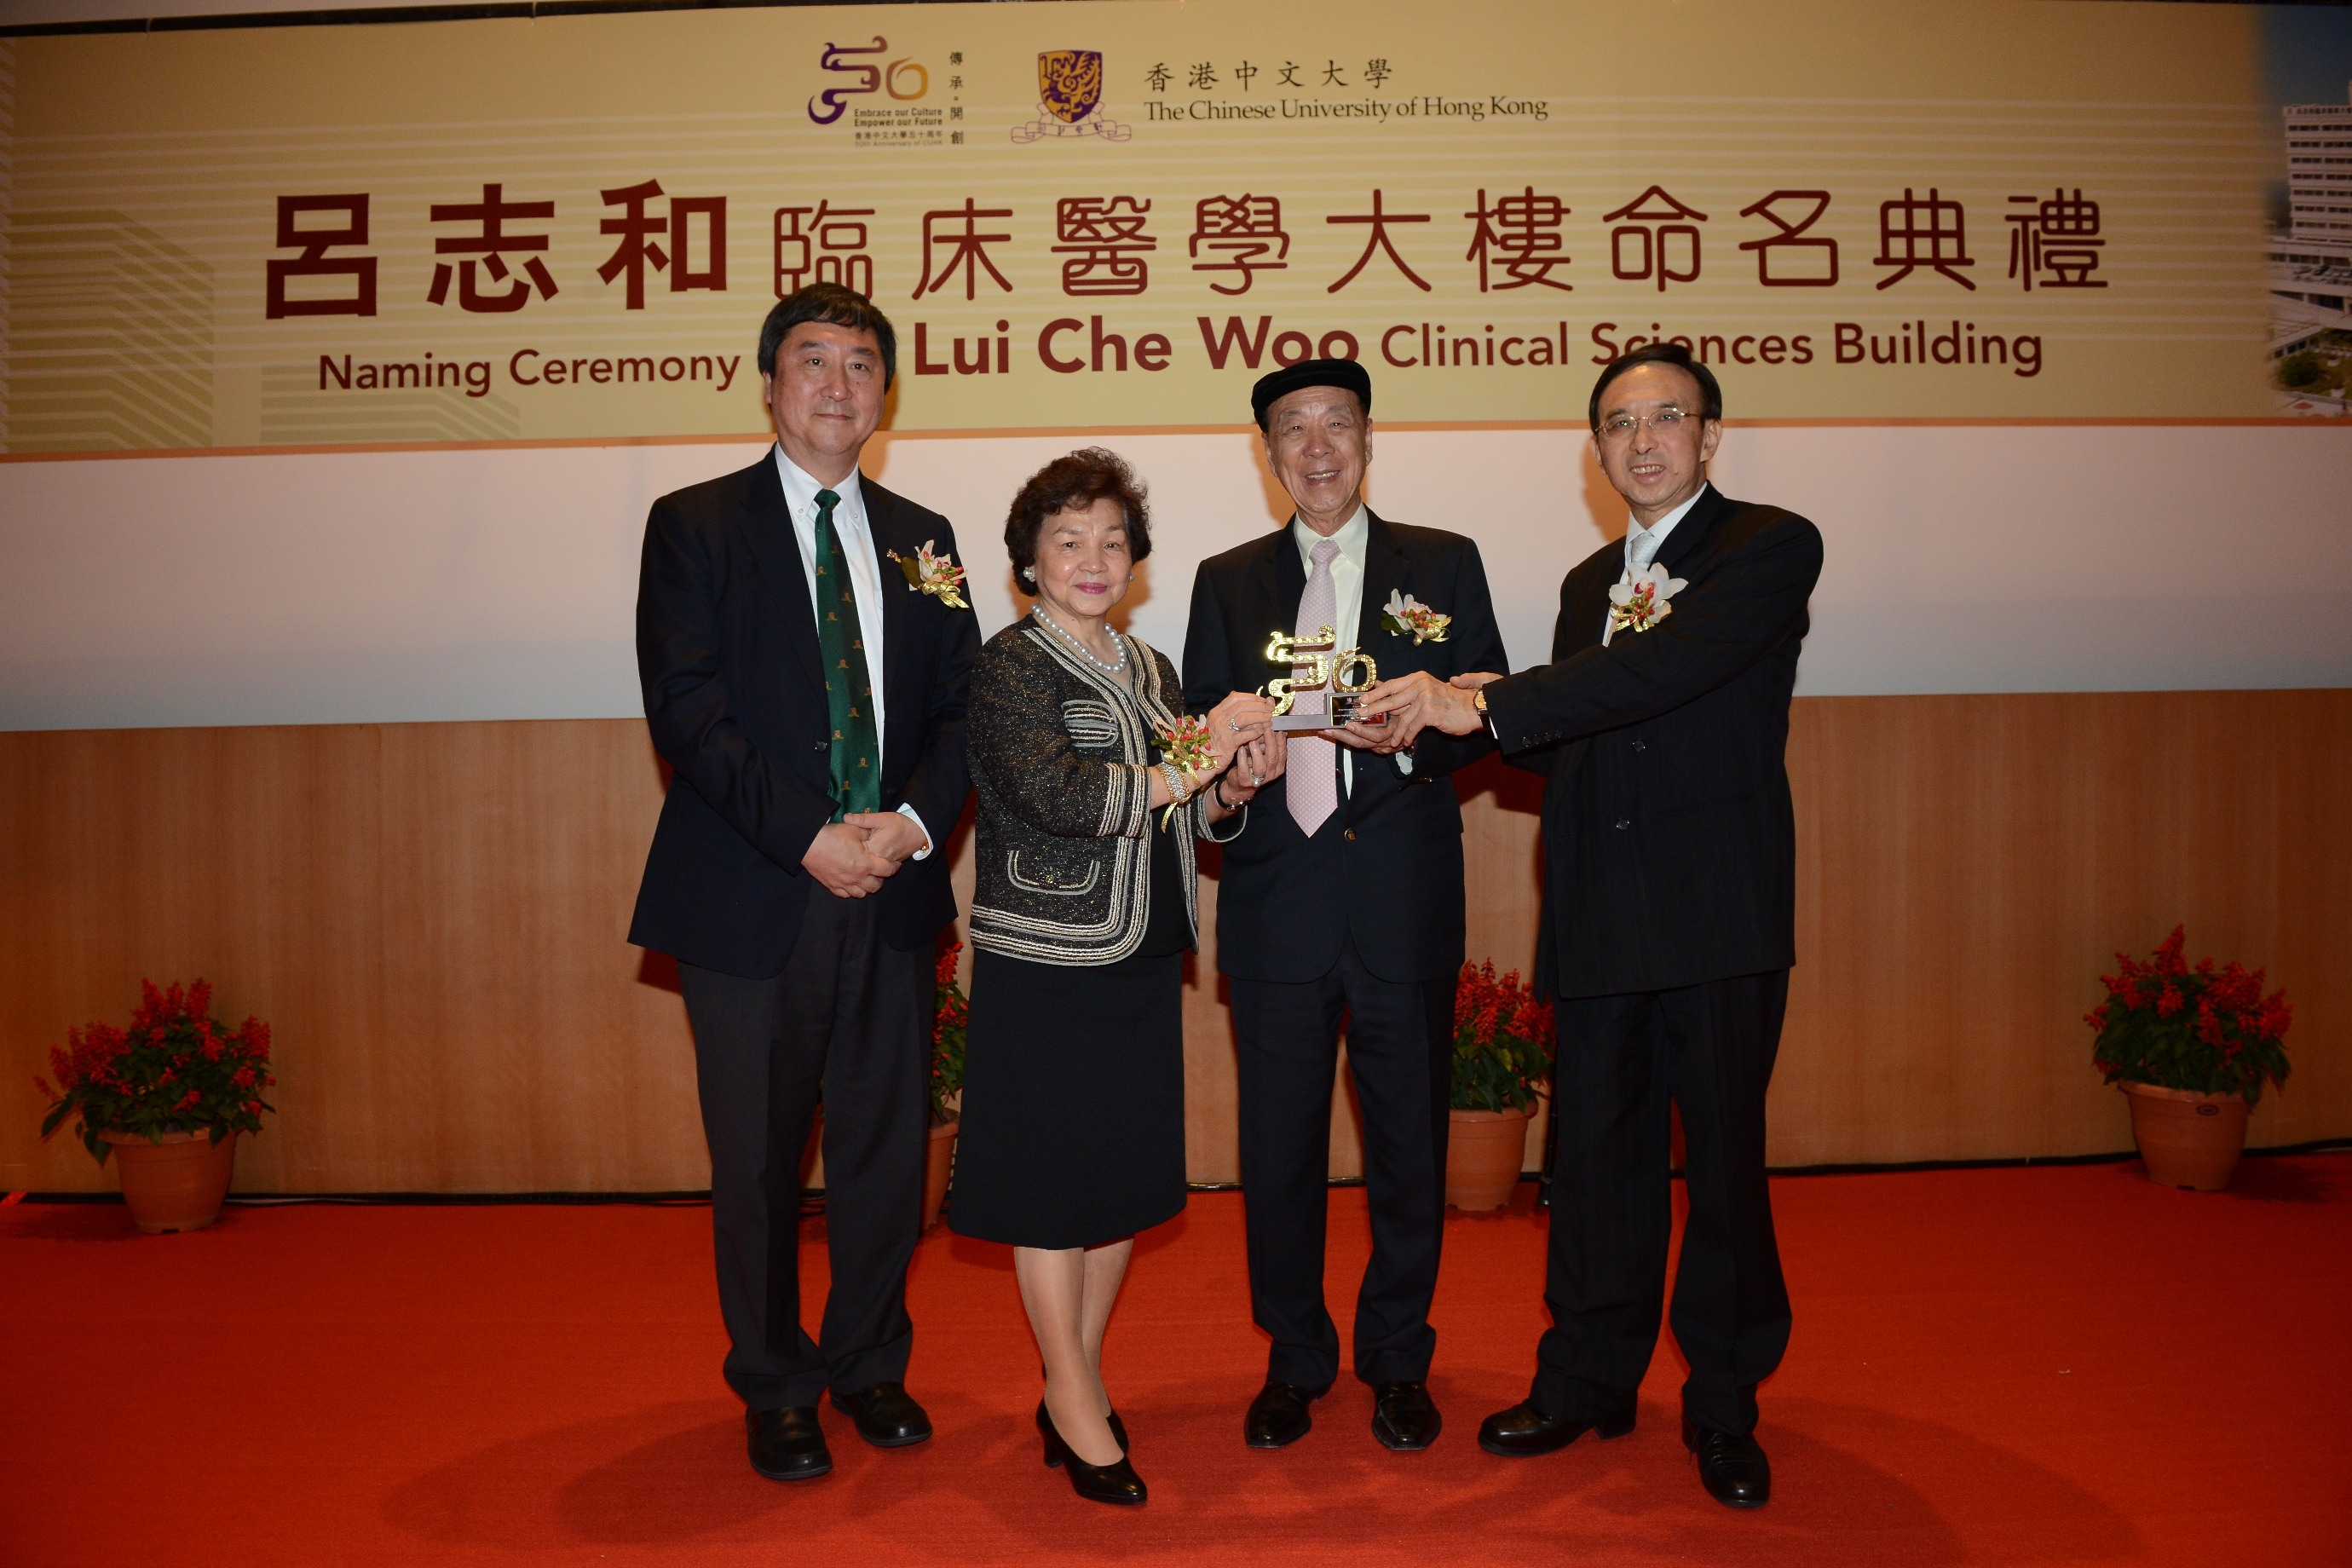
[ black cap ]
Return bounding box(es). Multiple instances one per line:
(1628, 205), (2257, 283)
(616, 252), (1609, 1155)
(1250, 358), (1372, 429)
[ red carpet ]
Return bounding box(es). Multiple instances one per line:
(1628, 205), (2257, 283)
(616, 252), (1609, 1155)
(4, 1159), (2348, 1567)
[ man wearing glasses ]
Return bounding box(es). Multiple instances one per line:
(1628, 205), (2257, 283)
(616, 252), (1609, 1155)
(1358, 342), (1823, 1509)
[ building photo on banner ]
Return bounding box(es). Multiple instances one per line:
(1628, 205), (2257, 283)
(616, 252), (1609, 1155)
(0, 1), (2348, 1565)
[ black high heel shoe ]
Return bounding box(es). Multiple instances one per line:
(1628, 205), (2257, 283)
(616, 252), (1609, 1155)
(1035, 1401), (1146, 1506)
(1035, 1399), (1128, 1461)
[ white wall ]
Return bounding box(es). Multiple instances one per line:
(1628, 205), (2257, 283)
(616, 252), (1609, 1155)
(2, 423), (2347, 731)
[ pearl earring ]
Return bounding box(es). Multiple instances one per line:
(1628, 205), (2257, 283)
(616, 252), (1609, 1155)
(1023, 567), (1035, 581)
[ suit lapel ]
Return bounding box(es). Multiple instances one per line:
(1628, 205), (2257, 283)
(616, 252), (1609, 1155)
(736, 453), (825, 692)
(1359, 510), (1411, 656)
(1562, 551), (1617, 656)
(1656, 483), (1730, 581)
(1258, 522), (1307, 634)
(1233, 525), (1306, 706)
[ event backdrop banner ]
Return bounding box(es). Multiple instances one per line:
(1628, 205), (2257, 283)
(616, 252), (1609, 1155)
(2, 0), (2273, 451)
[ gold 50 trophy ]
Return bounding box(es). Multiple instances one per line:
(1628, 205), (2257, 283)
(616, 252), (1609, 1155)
(1263, 626), (1381, 731)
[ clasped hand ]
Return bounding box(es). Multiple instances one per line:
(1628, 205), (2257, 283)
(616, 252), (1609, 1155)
(1350, 671), (1505, 749)
(1197, 691), (1285, 810)
(803, 810), (930, 898)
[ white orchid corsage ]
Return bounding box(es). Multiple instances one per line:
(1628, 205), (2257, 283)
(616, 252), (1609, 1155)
(886, 539), (970, 609)
(1604, 562), (1687, 645)
(1380, 589), (1451, 645)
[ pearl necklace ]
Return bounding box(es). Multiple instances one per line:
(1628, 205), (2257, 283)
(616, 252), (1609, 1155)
(1031, 605), (1128, 674)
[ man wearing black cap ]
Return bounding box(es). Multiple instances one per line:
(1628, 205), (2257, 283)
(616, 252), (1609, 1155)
(1183, 360), (1508, 1454)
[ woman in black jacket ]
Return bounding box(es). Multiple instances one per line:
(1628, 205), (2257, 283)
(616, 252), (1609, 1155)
(951, 448), (1279, 1506)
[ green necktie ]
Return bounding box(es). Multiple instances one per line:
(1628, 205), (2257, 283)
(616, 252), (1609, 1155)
(813, 487), (880, 821)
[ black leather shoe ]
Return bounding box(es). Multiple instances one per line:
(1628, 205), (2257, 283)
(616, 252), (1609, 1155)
(747, 1406), (831, 1481)
(1037, 1400), (1130, 1465)
(1244, 1381), (1321, 1449)
(1370, 1381), (1443, 1451)
(1039, 1402), (1148, 1505)
(828, 1381), (933, 1449)
(1477, 1397), (1636, 1457)
(1683, 1415), (1772, 1508)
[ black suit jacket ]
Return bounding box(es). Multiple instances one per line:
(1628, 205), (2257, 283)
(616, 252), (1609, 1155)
(1484, 487), (1822, 1000)
(628, 453), (980, 977)
(1183, 511), (1507, 984)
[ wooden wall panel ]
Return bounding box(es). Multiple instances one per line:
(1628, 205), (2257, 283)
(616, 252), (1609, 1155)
(3, 691), (2343, 1194)
(0, 721), (707, 1194)
(1776, 691), (2351, 1165)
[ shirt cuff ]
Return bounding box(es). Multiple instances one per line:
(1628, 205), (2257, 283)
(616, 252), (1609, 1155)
(896, 803), (933, 860)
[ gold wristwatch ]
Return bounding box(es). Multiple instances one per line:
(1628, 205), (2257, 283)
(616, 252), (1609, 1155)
(1472, 688), (1489, 714)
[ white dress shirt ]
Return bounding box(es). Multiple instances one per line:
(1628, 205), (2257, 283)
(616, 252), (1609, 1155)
(772, 446), (931, 857)
(1290, 504), (1403, 791)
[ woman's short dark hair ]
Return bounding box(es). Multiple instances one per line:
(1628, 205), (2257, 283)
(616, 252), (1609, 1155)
(1005, 447), (1152, 593)
(758, 283), (897, 387)
(1587, 341), (1724, 430)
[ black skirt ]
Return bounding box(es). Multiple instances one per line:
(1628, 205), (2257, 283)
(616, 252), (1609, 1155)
(949, 839), (1190, 1249)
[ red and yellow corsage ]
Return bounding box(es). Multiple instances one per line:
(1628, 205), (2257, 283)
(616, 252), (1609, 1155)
(887, 539), (970, 610)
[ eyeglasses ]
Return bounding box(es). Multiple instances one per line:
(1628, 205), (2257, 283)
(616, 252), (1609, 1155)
(1596, 407), (1691, 441)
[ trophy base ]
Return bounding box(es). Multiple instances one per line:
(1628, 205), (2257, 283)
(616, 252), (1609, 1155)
(1271, 701), (1384, 732)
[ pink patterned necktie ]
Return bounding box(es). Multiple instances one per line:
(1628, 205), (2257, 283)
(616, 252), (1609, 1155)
(1288, 537), (1342, 838)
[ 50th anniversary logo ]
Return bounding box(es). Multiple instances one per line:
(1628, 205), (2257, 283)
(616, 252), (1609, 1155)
(802, 37), (1129, 147)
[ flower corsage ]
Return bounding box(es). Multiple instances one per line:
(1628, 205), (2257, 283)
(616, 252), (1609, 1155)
(887, 539), (970, 609)
(1381, 588), (1451, 645)
(1155, 714), (1219, 829)
(1603, 562), (1687, 645)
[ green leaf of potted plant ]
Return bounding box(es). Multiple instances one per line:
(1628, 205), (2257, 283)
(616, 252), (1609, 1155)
(1447, 960), (1554, 1211)
(35, 980), (276, 1232)
(924, 940), (970, 1231)
(2088, 926), (2291, 1191)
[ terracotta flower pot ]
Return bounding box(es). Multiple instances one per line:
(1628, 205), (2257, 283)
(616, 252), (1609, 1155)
(1446, 1108), (1531, 1212)
(923, 1121), (959, 1231)
(99, 1128), (236, 1233)
(2122, 1081), (2250, 1191)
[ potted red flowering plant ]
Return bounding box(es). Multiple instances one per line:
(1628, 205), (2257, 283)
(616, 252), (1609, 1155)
(36, 980), (275, 1232)
(2088, 927), (2291, 1191)
(923, 940), (970, 1231)
(1448, 960), (1554, 1211)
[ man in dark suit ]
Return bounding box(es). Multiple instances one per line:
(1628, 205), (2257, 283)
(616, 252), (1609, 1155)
(1183, 360), (1507, 1454)
(1360, 343), (1822, 1508)
(630, 284), (978, 1482)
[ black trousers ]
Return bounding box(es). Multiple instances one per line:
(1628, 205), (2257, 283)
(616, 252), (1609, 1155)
(1230, 940), (1454, 1390)
(1535, 968), (1792, 1436)
(677, 891), (931, 1412)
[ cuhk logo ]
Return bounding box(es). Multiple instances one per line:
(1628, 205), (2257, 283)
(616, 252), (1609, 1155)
(1013, 49), (1131, 143)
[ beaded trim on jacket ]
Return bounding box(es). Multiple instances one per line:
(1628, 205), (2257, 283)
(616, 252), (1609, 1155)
(967, 619), (1241, 966)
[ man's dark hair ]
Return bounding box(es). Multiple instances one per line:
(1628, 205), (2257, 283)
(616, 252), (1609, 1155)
(758, 283), (897, 387)
(1006, 447), (1152, 593)
(1587, 341), (1723, 431)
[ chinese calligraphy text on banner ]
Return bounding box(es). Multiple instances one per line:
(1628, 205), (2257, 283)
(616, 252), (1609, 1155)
(0, 0), (2275, 453)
